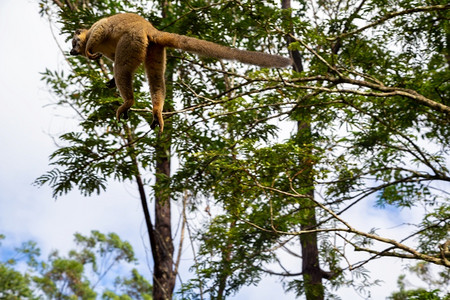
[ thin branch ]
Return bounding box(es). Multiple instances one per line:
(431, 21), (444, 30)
(331, 0), (368, 54)
(160, 1), (231, 30)
(242, 178), (450, 267)
(329, 4), (450, 41)
(341, 97), (449, 177)
(185, 205), (205, 300)
(285, 79), (450, 115)
(63, 0), (75, 11)
(124, 125), (158, 264)
(52, 0), (64, 9)
(285, 32), (343, 77)
(260, 266), (303, 277)
(341, 77), (450, 115)
(174, 191), (187, 276)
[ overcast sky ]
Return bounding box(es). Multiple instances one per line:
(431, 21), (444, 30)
(0, 1), (434, 299)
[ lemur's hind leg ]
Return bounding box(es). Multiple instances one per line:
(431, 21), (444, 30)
(114, 33), (148, 121)
(145, 43), (166, 132)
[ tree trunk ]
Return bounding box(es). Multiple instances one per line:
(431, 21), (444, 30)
(216, 220), (236, 300)
(296, 122), (324, 300)
(299, 188), (324, 300)
(282, 1), (324, 299)
(153, 138), (175, 300)
(281, 0), (303, 73)
(152, 3), (176, 298)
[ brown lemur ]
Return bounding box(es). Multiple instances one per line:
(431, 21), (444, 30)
(70, 13), (292, 132)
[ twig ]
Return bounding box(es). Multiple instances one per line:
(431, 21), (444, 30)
(329, 4), (450, 41)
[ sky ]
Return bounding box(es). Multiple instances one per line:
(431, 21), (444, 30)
(0, 1), (437, 299)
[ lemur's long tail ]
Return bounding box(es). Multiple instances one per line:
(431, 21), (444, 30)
(152, 31), (292, 68)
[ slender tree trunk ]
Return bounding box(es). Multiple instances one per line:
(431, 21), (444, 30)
(124, 125), (158, 263)
(153, 137), (175, 300)
(296, 123), (324, 300)
(282, 0), (303, 73)
(152, 3), (176, 298)
(125, 119), (175, 300)
(216, 220), (236, 300)
(282, 1), (324, 299)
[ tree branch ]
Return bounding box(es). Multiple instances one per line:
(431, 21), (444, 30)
(285, 77), (450, 115)
(244, 179), (450, 268)
(329, 4), (450, 41)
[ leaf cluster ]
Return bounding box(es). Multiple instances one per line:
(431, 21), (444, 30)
(0, 231), (151, 299)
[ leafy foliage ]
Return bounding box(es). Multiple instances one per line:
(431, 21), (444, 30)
(389, 262), (450, 300)
(0, 231), (151, 299)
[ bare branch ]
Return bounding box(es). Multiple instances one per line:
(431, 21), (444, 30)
(52, 0), (65, 9)
(329, 4), (450, 41)
(241, 179), (450, 267)
(174, 191), (187, 276)
(285, 78), (450, 115)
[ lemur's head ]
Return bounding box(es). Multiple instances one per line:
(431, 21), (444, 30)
(70, 29), (88, 56)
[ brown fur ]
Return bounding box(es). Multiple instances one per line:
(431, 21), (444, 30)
(70, 13), (292, 132)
